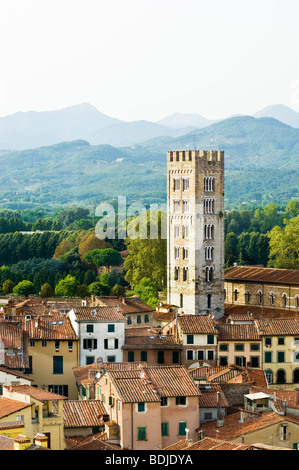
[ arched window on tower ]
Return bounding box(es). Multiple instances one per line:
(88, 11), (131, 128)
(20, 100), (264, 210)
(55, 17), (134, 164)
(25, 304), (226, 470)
(282, 293), (288, 308)
(207, 294), (212, 309)
(257, 290), (263, 305)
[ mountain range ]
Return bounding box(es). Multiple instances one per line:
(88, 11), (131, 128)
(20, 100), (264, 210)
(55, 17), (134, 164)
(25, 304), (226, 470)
(1, 102), (299, 151)
(0, 113), (298, 210)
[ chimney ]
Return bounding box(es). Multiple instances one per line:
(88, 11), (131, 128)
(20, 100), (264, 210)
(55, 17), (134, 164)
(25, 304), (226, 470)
(13, 435), (32, 451)
(34, 434), (49, 448)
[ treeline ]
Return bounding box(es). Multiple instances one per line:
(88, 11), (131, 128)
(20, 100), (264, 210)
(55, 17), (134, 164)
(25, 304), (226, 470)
(224, 200), (299, 267)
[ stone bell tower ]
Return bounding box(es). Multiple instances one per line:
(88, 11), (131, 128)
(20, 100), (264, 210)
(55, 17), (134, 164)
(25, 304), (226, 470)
(167, 149), (225, 319)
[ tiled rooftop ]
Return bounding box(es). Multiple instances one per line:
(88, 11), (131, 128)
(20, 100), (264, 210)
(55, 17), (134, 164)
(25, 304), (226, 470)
(199, 410), (299, 440)
(178, 315), (218, 335)
(63, 400), (108, 428)
(254, 318), (299, 336)
(123, 327), (181, 348)
(95, 297), (154, 314)
(217, 323), (260, 341)
(4, 384), (67, 401)
(225, 266), (299, 285)
(0, 397), (32, 419)
(164, 437), (252, 451)
(74, 306), (125, 322)
(224, 304), (297, 320)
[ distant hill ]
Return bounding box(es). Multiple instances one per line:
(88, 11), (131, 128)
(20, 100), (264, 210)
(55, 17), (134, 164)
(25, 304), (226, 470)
(0, 103), (202, 151)
(254, 104), (299, 129)
(157, 112), (216, 130)
(0, 115), (298, 209)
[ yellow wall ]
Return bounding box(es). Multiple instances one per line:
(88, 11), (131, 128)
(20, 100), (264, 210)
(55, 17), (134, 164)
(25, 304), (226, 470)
(27, 339), (79, 399)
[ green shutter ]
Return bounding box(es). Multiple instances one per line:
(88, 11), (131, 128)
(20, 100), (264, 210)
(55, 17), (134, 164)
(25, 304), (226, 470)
(265, 351), (272, 363)
(138, 427), (146, 441)
(161, 422), (169, 436)
(138, 402), (145, 412)
(179, 422), (187, 435)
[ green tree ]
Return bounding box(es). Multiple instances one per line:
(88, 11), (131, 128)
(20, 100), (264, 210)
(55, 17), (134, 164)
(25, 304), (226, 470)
(267, 216), (299, 269)
(84, 248), (123, 268)
(55, 275), (79, 297)
(110, 284), (126, 297)
(87, 281), (110, 296)
(40, 282), (54, 298)
(77, 284), (89, 298)
(134, 277), (160, 308)
(13, 280), (36, 297)
(2, 279), (15, 295)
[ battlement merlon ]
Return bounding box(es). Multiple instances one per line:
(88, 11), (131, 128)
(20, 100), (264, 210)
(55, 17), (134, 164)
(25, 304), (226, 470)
(167, 150), (224, 164)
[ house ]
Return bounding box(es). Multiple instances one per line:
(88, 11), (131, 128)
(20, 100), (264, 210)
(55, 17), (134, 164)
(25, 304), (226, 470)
(92, 296), (155, 328)
(1, 384), (67, 450)
(176, 315), (219, 368)
(217, 322), (261, 368)
(68, 306), (125, 365)
(95, 364), (200, 450)
(247, 386), (299, 418)
(122, 327), (183, 366)
(63, 399), (109, 439)
(199, 408), (299, 449)
(198, 384), (229, 423)
(15, 312), (79, 399)
(0, 320), (29, 371)
(0, 366), (31, 395)
(254, 318), (299, 389)
(72, 360), (146, 400)
(224, 266), (299, 311)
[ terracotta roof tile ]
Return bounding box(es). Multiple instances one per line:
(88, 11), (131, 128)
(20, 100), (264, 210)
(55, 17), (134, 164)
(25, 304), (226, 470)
(0, 435), (14, 450)
(74, 306), (125, 322)
(63, 400), (108, 428)
(254, 318), (299, 336)
(224, 304), (298, 320)
(0, 397), (32, 419)
(123, 327), (181, 348)
(178, 315), (218, 335)
(4, 384), (67, 401)
(164, 437), (252, 450)
(95, 297), (154, 314)
(217, 323), (260, 341)
(225, 266), (299, 285)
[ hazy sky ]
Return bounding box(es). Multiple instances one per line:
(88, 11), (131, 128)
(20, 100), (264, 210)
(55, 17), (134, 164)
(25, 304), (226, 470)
(0, 0), (299, 122)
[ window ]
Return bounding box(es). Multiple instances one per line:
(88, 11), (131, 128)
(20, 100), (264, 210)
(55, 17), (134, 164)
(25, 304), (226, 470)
(219, 356), (228, 366)
(25, 356), (33, 374)
(161, 422), (169, 436)
(265, 369), (273, 384)
(186, 350), (194, 360)
(235, 356), (246, 367)
(182, 178), (190, 191)
(204, 198), (215, 214)
(205, 224), (214, 240)
(178, 421), (187, 436)
(250, 356), (260, 368)
(207, 350), (214, 360)
(197, 350), (204, 360)
(207, 294), (212, 309)
(282, 293), (287, 307)
(207, 335), (214, 345)
(172, 351), (179, 364)
(42, 340), (47, 347)
(265, 351), (272, 363)
(53, 356), (63, 374)
(187, 334), (194, 345)
(235, 344), (244, 351)
(182, 267), (189, 281)
(137, 427), (146, 441)
(250, 343), (260, 351)
(269, 292), (275, 306)
(86, 324), (94, 333)
(107, 356), (116, 362)
(277, 351), (285, 363)
(277, 369), (286, 384)
(141, 351), (147, 362)
(182, 199), (190, 213)
(127, 316), (132, 325)
(86, 356), (95, 365)
(173, 178), (180, 191)
(176, 396), (186, 406)
(278, 337), (285, 345)
(173, 200), (180, 213)
(174, 266), (180, 281)
(158, 351), (164, 364)
(280, 424), (288, 441)
(48, 385), (68, 397)
(114, 339), (119, 349)
(108, 324), (115, 333)
(84, 338), (97, 350)
(204, 412), (213, 421)
(182, 225), (189, 239)
(205, 266), (214, 282)
(161, 397), (168, 407)
(205, 246), (214, 261)
(234, 289), (238, 301)
(174, 224), (180, 239)
(68, 341), (73, 352)
(55, 341), (60, 351)
(257, 291), (263, 305)
(30, 340), (35, 347)
(128, 351), (134, 362)
(220, 344), (228, 351)
(138, 402), (145, 412)
(174, 246), (180, 259)
(204, 177), (215, 192)
(265, 337), (272, 347)
(137, 315), (141, 324)
(183, 247), (189, 260)
(245, 291), (251, 303)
